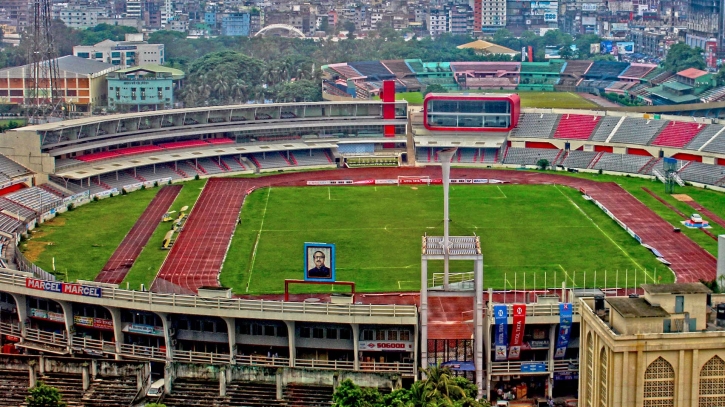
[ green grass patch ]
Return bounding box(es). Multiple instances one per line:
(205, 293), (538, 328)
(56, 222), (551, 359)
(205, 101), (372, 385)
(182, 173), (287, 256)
(389, 90), (597, 109)
(21, 189), (159, 281)
(122, 179), (208, 290)
(222, 184), (669, 294)
(0, 118), (27, 127)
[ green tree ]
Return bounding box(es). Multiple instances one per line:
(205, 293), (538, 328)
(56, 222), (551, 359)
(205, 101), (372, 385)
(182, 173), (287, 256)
(422, 365), (466, 402)
(26, 382), (67, 407)
(332, 379), (382, 407)
(664, 43), (706, 72)
(424, 84), (447, 96)
(537, 158), (550, 170)
(715, 67), (725, 86)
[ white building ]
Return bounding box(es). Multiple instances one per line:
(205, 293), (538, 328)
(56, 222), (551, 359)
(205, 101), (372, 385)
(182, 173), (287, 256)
(73, 34), (164, 69)
(125, 0), (141, 18)
(58, 7), (108, 29)
(428, 8), (448, 36)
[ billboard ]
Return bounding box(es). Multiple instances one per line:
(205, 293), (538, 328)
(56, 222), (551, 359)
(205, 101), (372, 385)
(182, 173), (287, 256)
(581, 3), (598, 11)
(600, 40), (613, 54)
(616, 41), (634, 54)
(611, 23), (628, 31)
(304, 242), (336, 282)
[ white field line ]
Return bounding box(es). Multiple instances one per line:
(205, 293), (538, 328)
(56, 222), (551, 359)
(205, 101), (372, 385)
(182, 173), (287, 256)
(245, 187), (271, 292)
(497, 185), (508, 198)
(559, 264), (575, 286)
(554, 185), (651, 279)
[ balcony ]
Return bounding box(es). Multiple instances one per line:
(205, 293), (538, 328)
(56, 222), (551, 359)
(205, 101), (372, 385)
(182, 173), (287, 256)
(490, 360), (549, 374)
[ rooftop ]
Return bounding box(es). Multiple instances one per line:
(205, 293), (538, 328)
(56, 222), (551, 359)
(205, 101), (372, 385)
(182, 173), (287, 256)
(606, 297), (670, 318)
(642, 282), (712, 295)
(456, 40), (518, 55)
(0, 56), (119, 78)
(111, 64), (185, 80)
(678, 68), (708, 79)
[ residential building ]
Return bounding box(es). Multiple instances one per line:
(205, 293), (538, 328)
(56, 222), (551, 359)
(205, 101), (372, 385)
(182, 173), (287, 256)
(0, 55), (119, 112)
(106, 64), (184, 111)
(480, 0), (506, 33)
(57, 7), (108, 29)
(73, 34), (165, 69)
(125, 0), (141, 18)
(221, 12), (251, 36)
(428, 8), (448, 36)
(578, 283), (725, 407)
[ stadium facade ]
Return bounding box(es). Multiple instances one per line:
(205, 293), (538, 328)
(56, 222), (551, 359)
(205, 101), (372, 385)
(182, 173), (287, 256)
(0, 94), (723, 404)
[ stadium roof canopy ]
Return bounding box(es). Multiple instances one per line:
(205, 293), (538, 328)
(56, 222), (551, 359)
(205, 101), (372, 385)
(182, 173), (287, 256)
(0, 55), (119, 79)
(456, 40), (518, 56)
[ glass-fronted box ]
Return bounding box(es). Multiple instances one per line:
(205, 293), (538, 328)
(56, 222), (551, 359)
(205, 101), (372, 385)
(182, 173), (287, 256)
(423, 93), (520, 132)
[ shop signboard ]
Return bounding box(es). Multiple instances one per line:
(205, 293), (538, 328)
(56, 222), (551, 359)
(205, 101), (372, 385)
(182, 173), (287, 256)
(494, 305), (508, 361)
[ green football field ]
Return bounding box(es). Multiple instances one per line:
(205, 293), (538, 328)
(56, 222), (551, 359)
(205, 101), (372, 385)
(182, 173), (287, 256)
(220, 184), (670, 294)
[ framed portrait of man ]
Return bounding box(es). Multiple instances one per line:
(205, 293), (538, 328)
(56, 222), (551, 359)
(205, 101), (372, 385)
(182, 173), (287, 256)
(304, 242), (335, 282)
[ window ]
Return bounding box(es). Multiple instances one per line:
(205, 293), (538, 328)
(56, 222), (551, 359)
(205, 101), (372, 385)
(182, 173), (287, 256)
(239, 323), (250, 335)
(191, 319), (201, 331)
(699, 356), (725, 407)
(251, 324), (263, 335)
(400, 330), (410, 341)
(340, 328), (351, 340)
(277, 325), (288, 337)
(387, 330), (398, 341)
(312, 328), (324, 339)
(376, 330), (386, 340)
(264, 325), (275, 336)
(362, 330), (373, 341)
(300, 327), (311, 338)
(326, 328), (338, 340)
(644, 357), (675, 407)
(94, 52), (103, 58)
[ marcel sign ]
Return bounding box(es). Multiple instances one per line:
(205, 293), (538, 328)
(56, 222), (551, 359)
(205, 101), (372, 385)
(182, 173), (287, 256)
(26, 278), (102, 298)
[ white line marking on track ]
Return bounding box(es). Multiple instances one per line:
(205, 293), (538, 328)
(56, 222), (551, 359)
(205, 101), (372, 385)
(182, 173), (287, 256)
(554, 185), (649, 277)
(246, 187), (271, 292)
(497, 185), (507, 198)
(328, 187), (331, 200)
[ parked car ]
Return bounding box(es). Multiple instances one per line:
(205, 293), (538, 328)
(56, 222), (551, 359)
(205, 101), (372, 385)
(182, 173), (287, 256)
(255, 113), (272, 120)
(280, 111), (297, 119)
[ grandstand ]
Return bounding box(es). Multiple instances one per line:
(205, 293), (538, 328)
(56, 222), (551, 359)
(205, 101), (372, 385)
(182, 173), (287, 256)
(618, 63), (657, 81)
(650, 122), (705, 148)
(553, 114), (601, 140)
(583, 61), (630, 80)
(509, 113), (560, 139)
(556, 60), (592, 88)
(608, 117), (667, 145)
(348, 61), (396, 80)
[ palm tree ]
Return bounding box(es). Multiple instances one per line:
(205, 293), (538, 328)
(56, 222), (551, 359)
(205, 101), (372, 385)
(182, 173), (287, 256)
(422, 366), (465, 403)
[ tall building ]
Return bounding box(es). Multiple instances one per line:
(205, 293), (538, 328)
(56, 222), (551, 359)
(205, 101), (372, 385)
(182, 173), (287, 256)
(125, 0), (141, 19)
(579, 282), (725, 407)
(58, 7), (108, 29)
(480, 0), (506, 33)
(221, 12), (251, 36)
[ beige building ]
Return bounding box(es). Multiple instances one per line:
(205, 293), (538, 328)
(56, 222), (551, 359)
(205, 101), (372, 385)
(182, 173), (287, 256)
(579, 283), (725, 407)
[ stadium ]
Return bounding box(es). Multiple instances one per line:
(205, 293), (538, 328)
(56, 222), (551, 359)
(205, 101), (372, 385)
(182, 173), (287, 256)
(0, 85), (723, 406)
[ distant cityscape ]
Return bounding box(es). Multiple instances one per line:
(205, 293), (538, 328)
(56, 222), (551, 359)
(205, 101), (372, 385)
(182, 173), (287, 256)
(0, 0), (721, 67)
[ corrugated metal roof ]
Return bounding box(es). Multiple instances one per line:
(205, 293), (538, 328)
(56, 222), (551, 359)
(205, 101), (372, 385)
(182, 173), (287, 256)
(0, 55), (119, 78)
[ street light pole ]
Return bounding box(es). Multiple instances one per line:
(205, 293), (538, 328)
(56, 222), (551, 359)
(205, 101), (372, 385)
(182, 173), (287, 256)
(439, 147), (457, 290)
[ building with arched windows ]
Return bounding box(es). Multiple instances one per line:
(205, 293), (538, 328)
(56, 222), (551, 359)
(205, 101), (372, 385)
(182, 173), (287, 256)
(579, 282), (725, 407)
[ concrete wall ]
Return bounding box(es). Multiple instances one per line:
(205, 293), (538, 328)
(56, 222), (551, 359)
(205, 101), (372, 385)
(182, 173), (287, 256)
(0, 130), (54, 181)
(176, 363), (398, 390)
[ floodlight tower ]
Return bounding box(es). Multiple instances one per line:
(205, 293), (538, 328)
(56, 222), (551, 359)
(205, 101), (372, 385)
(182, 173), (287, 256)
(439, 147), (457, 289)
(421, 146), (484, 399)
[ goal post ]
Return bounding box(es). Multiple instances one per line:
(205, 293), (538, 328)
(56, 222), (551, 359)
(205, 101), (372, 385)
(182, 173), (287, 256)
(397, 175), (431, 185)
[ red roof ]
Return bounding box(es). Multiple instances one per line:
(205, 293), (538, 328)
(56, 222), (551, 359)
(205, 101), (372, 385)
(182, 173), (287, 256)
(678, 68), (708, 79)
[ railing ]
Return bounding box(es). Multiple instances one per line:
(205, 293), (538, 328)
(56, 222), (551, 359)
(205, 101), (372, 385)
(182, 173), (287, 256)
(361, 361), (415, 375)
(295, 358), (355, 370)
(430, 272), (474, 288)
(499, 303), (580, 318)
(553, 359), (579, 372)
(24, 327), (66, 345)
(70, 336), (116, 354)
(0, 321), (21, 336)
(0, 270), (417, 319)
(173, 349), (231, 364)
(118, 343), (167, 361)
(490, 360), (549, 374)
(14, 247), (55, 281)
(236, 354), (290, 368)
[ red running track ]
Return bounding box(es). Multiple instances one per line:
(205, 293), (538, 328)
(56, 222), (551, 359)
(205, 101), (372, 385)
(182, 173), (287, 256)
(95, 185), (182, 284)
(146, 168), (716, 295)
(150, 178), (248, 294)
